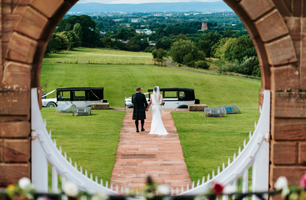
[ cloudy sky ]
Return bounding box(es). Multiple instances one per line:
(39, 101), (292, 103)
(78, 0), (222, 4)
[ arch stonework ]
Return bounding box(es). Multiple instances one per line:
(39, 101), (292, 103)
(0, 0), (305, 190)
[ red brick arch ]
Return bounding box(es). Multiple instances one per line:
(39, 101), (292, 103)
(0, 0), (305, 189)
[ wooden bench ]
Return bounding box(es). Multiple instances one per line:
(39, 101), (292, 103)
(91, 103), (109, 110)
(188, 104), (208, 112)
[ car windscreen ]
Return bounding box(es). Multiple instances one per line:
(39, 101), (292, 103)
(163, 91), (178, 98)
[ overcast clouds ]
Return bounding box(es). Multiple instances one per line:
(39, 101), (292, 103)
(78, 0), (222, 4)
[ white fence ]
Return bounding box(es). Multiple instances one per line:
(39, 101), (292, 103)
(181, 90), (270, 198)
(31, 88), (270, 197)
(31, 88), (116, 194)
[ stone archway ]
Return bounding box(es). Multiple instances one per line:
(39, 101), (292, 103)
(0, 0), (305, 190)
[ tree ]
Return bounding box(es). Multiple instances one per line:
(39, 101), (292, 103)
(112, 40), (126, 50)
(195, 61), (210, 69)
(170, 39), (199, 64)
(125, 35), (148, 51)
(183, 53), (194, 65)
(45, 34), (57, 54)
(55, 33), (69, 51)
(125, 41), (140, 52)
(226, 35), (256, 62)
(103, 37), (112, 48)
(157, 48), (167, 61)
(196, 32), (221, 57)
(198, 51), (206, 60)
(219, 38), (236, 60)
(152, 49), (158, 59)
(72, 23), (83, 44)
(211, 37), (229, 58)
(222, 29), (236, 38)
(62, 31), (81, 50)
(57, 15), (99, 47)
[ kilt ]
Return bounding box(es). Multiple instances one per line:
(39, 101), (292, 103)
(132, 93), (148, 120)
(132, 105), (146, 120)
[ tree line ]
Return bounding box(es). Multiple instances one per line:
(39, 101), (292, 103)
(46, 15), (102, 54)
(46, 14), (260, 77)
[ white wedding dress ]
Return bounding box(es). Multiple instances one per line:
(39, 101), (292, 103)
(149, 87), (169, 135)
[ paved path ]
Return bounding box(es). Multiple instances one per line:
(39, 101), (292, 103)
(110, 111), (192, 191)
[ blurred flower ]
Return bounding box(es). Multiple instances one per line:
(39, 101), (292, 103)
(92, 191), (108, 200)
(157, 185), (170, 195)
(212, 183), (224, 196)
(275, 177), (290, 198)
(301, 174), (306, 189)
(124, 187), (130, 195)
(6, 184), (16, 191)
(223, 184), (237, 194)
(63, 181), (79, 197)
(6, 184), (16, 197)
(19, 177), (31, 190)
(289, 193), (299, 200)
(44, 197), (52, 200)
(275, 176), (288, 190)
(281, 187), (290, 198)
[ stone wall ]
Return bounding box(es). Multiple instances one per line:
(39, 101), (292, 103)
(0, 0), (305, 190)
(0, 0), (78, 186)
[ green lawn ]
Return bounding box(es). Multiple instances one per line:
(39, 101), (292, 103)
(41, 49), (262, 186)
(41, 108), (126, 185)
(172, 59), (261, 81)
(41, 64), (260, 109)
(43, 48), (152, 65)
(172, 108), (259, 182)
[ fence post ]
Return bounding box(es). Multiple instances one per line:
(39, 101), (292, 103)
(252, 90), (270, 200)
(31, 88), (49, 192)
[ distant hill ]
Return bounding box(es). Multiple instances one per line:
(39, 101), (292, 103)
(68, 2), (232, 13)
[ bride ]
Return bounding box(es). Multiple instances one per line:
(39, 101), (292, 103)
(146, 86), (169, 135)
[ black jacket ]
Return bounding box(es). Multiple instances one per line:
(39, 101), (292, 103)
(132, 92), (148, 120)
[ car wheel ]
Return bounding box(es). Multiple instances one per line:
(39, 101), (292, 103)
(47, 102), (57, 107)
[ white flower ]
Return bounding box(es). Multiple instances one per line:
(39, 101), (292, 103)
(157, 185), (170, 195)
(223, 184), (237, 194)
(18, 177), (31, 189)
(92, 191), (108, 200)
(275, 176), (288, 190)
(63, 181), (79, 197)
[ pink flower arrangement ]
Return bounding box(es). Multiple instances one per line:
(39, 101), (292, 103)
(300, 174), (306, 189)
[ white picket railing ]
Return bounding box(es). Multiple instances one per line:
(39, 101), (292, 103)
(31, 88), (270, 197)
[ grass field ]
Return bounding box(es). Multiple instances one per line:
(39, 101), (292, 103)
(43, 48), (152, 65)
(41, 48), (262, 185)
(172, 109), (259, 181)
(172, 59), (261, 81)
(41, 64), (260, 109)
(41, 108), (126, 185)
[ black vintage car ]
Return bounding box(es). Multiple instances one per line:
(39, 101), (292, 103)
(42, 87), (107, 107)
(125, 88), (200, 109)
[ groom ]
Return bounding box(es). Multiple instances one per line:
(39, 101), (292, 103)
(132, 87), (148, 132)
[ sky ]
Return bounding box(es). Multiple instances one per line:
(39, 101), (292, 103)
(78, 0), (222, 4)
